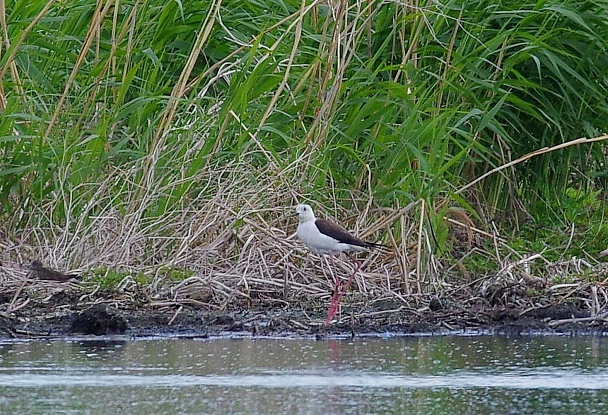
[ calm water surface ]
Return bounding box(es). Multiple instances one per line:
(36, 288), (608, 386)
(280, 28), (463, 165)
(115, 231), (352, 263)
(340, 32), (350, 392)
(1, 334), (607, 414)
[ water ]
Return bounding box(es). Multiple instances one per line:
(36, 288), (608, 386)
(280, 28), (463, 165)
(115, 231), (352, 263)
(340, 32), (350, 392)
(1, 334), (607, 414)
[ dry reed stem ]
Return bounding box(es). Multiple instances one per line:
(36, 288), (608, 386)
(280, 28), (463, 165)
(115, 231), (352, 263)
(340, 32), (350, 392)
(453, 134), (608, 198)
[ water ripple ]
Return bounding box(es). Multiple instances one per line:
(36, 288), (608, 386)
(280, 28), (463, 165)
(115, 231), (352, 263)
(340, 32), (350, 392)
(0, 370), (607, 389)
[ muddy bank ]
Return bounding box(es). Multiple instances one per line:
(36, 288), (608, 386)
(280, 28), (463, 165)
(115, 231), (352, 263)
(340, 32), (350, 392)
(1, 289), (606, 340)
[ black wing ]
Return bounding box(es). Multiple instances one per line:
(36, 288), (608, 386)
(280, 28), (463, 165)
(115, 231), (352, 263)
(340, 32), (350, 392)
(315, 218), (380, 248)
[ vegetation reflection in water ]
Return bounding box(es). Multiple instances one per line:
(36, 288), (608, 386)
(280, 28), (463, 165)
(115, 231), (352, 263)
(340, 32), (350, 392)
(0, 335), (608, 414)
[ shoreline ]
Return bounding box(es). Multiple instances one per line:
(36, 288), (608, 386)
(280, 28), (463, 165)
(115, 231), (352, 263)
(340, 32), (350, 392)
(2, 298), (607, 340)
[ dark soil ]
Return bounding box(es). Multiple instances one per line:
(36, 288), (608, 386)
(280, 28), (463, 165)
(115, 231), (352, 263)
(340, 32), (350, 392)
(1, 287), (606, 340)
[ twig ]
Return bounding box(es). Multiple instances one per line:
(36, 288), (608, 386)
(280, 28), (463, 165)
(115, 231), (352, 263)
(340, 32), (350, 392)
(168, 305), (183, 325)
(8, 279), (29, 312)
(548, 313), (608, 327)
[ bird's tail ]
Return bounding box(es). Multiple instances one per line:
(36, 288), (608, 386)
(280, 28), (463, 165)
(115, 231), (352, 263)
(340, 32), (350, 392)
(368, 241), (389, 250)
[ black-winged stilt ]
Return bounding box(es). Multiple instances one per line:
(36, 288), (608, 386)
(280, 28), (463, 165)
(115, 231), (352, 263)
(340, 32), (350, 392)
(294, 203), (385, 325)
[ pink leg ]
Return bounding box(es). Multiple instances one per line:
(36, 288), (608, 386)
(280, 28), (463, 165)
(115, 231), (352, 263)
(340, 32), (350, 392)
(325, 251), (341, 323)
(324, 259), (361, 326)
(338, 259), (361, 296)
(329, 252), (340, 293)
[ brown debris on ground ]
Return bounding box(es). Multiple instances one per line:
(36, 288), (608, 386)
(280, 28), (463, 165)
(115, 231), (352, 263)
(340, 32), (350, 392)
(0, 258), (607, 339)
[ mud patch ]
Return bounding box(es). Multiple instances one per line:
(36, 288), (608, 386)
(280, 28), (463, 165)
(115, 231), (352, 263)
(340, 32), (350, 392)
(1, 288), (607, 339)
(70, 304), (128, 335)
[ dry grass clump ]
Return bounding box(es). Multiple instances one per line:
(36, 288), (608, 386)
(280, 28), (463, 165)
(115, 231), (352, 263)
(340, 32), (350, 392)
(0, 157), (424, 322)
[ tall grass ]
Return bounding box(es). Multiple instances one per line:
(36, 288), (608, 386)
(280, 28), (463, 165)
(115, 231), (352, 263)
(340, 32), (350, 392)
(1, 0), (608, 291)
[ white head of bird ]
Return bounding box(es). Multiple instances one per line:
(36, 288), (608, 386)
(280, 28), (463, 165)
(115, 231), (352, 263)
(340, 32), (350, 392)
(295, 203), (315, 223)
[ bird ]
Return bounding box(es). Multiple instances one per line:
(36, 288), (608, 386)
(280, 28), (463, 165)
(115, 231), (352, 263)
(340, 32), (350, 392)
(27, 260), (80, 282)
(294, 203), (385, 325)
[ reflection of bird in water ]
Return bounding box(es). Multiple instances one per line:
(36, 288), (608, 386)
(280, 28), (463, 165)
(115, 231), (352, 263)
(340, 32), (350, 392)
(28, 260), (80, 282)
(294, 203), (386, 326)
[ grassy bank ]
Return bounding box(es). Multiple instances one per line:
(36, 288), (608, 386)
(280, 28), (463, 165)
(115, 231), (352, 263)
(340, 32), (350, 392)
(1, 0), (608, 325)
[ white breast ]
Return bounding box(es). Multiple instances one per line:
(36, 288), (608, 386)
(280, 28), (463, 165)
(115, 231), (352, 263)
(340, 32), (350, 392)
(297, 221), (338, 254)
